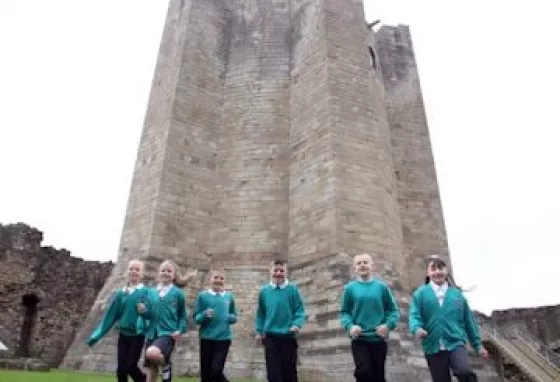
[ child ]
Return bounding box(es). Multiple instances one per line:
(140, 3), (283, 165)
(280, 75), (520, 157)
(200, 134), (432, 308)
(409, 257), (488, 382)
(139, 260), (188, 382)
(255, 260), (306, 382)
(339, 253), (400, 382)
(86, 259), (149, 382)
(194, 270), (238, 382)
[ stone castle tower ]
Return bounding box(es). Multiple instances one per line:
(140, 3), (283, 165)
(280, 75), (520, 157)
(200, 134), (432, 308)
(63, 0), (499, 380)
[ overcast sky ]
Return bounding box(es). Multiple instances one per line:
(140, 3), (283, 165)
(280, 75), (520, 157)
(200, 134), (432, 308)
(0, 1), (558, 315)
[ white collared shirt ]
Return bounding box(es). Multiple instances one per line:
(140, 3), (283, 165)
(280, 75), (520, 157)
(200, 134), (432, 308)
(430, 281), (449, 350)
(207, 288), (226, 297)
(123, 283), (144, 295)
(430, 281), (448, 307)
(157, 283), (173, 298)
(270, 279), (289, 289)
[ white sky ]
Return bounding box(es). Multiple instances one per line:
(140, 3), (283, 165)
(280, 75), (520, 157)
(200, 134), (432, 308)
(0, 1), (558, 315)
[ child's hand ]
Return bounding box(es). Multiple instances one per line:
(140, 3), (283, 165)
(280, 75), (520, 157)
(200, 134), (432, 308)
(205, 309), (214, 318)
(171, 331), (181, 341)
(137, 303), (146, 313)
(290, 326), (300, 334)
(350, 325), (362, 338)
(375, 324), (389, 337)
(478, 346), (489, 358)
(415, 328), (428, 339)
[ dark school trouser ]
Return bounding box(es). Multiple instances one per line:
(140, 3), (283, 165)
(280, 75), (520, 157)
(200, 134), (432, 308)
(200, 339), (231, 382)
(117, 334), (146, 382)
(264, 334), (298, 382)
(426, 345), (478, 382)
(351, 339), (388, 382)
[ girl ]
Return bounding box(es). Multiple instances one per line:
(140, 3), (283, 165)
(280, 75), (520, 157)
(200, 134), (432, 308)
(339, 253), (400, 382)
(139, 260), (188, 382)
(409, 257), (488, 382)
(86, 259), (149, 382)
(194, 270), (238, 382)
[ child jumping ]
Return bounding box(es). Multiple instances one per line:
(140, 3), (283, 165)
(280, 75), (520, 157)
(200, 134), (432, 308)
(139, 260), (188, 382)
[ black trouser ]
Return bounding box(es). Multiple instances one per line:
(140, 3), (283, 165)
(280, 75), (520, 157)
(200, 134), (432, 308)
(426, 346), (478, 382)
(264, 334), (298, 382)
(117, 334), (146, 382)
(351, 339), (388, 382)
(200, 339), (231, 382)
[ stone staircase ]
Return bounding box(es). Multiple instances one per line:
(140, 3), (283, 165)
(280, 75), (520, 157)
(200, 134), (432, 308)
(482, 323), (560, 382)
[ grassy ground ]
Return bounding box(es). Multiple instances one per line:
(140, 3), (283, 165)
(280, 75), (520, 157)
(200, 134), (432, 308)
(0, 370), (255, 382)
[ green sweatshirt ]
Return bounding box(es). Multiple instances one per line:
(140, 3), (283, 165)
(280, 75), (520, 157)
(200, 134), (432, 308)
(408, 283), (482, 355)
(142, 284), (188, 340)
(194, 289), (238, 340)
(86, 284), (150, 346)
(255, 282), (306, 337)
(339, 278), (400, 342)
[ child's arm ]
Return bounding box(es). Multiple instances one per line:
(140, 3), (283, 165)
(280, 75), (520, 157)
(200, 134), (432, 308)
(255, 289), (265, 335)
(382, 285), (400, 331)
(138, 288), (153, 317)
(290, 287), (306, 329)
(86, 291), (122, 346)
(177, 291), (188, 334)
(228, 294), (238, 324)
(193, 293), (207, 326)
(464, 298), (482, 353)
(408, 291), (424, 335)
(339, 285), (354, 332)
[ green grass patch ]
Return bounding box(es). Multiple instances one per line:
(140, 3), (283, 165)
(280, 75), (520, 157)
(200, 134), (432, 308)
(0, 370), (255, 382)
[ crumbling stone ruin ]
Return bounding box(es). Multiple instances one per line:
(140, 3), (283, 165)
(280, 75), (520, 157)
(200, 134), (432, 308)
(0, 223), (113, 368)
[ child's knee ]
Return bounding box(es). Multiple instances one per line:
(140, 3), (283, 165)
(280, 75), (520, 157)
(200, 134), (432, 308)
(145, 346), (162, 360)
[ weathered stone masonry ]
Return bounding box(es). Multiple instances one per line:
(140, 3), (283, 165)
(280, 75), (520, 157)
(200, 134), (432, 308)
(61, 0), (497, 381)
(0, 223), (113, 366)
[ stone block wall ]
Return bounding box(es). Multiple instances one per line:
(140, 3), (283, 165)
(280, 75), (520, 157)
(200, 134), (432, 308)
(490, 305), (560, 349)
(0, 223), (112, 365)
(374, 24), (452, 289)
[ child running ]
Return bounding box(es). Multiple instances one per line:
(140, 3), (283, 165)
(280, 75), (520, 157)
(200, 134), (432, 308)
(86, 259), (149, 382)
(255, 259), (306, 382)
(139, 260), (188, 382)
(409, 257), (488, 382)
(194, 269), (238, 382)
(339, 253), (400, 382)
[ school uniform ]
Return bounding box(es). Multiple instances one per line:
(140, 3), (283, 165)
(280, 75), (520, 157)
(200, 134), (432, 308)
(255, 280), (306, 382)
(194, 289), (238, 382)
(339, 278), (400, 382)
(409, 281), (482, 382)
(142, 284), (188, 382)
(86, 283), (150, 382)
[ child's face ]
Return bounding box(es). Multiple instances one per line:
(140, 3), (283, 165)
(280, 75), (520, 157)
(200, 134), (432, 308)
(270, 264), (287, 284)
(427, 261), (447, 285)
(354, 254), (373, 277)
(159, 263), (175, 284)
(210, 272), (225, 290)
(127, 261), (143, 284)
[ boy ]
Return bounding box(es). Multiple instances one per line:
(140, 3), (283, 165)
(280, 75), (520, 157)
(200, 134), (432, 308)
(194, 270), (237, 382)
(339, 253), (400, 382)
(409, 257), (488, 382)
(255, 260), (307, 382)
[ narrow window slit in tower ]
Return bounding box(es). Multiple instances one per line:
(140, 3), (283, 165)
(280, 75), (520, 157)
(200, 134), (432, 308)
(368, 47), (377, 71)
